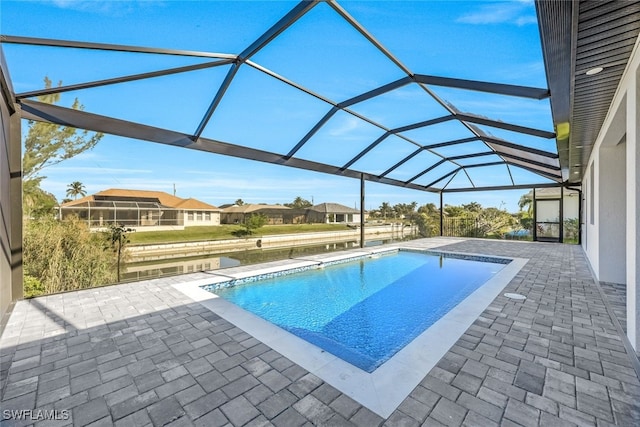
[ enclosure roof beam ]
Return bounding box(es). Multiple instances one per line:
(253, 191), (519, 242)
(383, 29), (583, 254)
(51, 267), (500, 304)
(405, 151), (496, 185)
(378, 147), (423, 178)
(498, 151), (561, 171)
(286, 107), (340, 159)
(480, 135), (559, 159)
(194, 0), (319, 140)
(422, 137), (480, 150)
(327, 0), (414, 76)
(457, 113), (556, 139)
(413, 74), (550, 99)
(376, 136), (479, 179)
(0, 35), (234, 59)
(423, 168), (461, 189)
(193, 64), (240, 139)
(238, 0), (319, 62)
(339, 76), (412, 108)
(15, 59), (235, 99)
(391, 115), (455, 133)
(339, 114), (457, 171)
(246, 60), (335, 106)
(442, 182), (564, 193)
(406, 159), (446, 184)
(340, 132), (391, 171)
(503, 160), (562, 181)
(462, 161), (505, 169)
(447, 151), (496, 161)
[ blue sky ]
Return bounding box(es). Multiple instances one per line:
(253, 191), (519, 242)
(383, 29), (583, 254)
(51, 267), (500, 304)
(2, 0), (555, 212)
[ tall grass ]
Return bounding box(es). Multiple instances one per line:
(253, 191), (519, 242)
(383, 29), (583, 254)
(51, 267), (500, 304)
(24, 216), (115, 295)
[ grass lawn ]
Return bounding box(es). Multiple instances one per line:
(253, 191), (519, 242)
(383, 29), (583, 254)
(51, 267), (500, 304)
(128, 223), (352, 245)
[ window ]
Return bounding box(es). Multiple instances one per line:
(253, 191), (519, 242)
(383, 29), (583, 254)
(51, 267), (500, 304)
(204, 212), (211, 221)
(196, 212), (202, 221)
(187, 211), (194, 221)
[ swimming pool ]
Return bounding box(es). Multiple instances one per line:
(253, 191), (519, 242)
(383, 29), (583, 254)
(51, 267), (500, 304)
(175, 241), (527, 417)
(203, 249), (509, 372)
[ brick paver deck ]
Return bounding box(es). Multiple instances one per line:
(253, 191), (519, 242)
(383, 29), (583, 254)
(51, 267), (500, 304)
(1, 238), (639, 426)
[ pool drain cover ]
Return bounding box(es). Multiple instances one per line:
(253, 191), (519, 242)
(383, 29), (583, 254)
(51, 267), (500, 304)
(504, 293), (526, 301)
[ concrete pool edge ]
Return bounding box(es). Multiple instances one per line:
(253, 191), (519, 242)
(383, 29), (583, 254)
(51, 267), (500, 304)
(173, 246), (528, 418)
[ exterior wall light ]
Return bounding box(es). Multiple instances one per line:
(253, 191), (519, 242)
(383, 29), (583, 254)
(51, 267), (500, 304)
(585, 67), (604, 75)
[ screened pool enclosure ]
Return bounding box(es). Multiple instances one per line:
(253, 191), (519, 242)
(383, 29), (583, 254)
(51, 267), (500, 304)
(4, 0), (635, 245)
(2, 2), (562, 187)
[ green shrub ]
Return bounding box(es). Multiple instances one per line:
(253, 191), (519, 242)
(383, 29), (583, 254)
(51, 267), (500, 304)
(23, 275), (45, 298)
(242, 213), (268, 236)
(414, 213), (439, 237)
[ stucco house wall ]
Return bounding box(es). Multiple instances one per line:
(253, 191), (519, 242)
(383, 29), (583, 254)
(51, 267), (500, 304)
(307, 203), (361, 224)
(182, 210), (221, 226)
(582, 33), (640, 350)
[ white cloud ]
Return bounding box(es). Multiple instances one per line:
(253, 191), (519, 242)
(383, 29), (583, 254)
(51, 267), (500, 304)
(456, 2), (536, 26)
(48, 0), (162, 16)
(493, 61), (546, 82)
(328, 116), (363, 137)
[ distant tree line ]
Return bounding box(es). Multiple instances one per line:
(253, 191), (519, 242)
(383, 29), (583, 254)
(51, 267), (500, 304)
(368, 200), (529, 239)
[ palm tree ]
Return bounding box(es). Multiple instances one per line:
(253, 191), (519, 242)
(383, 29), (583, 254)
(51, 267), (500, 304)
(286, 196), (312, 209)
(379, 202), (392, 220)
(518, 193), (533, 216)
(66, 181), (86, 200)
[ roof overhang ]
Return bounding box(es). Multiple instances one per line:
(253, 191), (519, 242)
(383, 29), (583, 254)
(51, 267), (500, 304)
(536, 0), (640, 183)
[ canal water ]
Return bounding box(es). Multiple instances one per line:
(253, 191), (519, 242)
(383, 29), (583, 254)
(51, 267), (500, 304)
(122, 240), (395, 282)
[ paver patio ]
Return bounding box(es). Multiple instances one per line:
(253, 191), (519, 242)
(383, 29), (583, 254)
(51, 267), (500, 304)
(1, 238), (640, 426)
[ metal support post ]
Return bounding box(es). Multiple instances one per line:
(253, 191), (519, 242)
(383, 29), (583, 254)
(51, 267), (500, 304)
(578, 189), (583, 245)
(360, 174), (365, 248)
(9, 104), (23, 300)
(560, 186), (564, 242)
(439, 192), (444, 236)
(532, 188), (537, 241)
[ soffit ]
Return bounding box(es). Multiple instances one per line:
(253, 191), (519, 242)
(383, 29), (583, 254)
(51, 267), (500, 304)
(536, 0), (640, 183)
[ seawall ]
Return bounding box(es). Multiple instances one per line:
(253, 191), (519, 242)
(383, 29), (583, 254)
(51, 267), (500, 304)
(128, 225), (415, 262)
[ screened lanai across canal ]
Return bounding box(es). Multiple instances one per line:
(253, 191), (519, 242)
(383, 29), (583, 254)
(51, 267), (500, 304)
(59, 200), (179, 228)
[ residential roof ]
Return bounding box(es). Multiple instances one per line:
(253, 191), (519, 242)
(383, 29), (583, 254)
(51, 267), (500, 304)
(221, 204), (291, 214)
(174, 198), (220, 210)
(60, 189), (219, 210)
(310, 203), (360, 214)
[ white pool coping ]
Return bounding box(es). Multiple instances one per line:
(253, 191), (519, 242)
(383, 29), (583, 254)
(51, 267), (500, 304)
(173, 246), (527, 418)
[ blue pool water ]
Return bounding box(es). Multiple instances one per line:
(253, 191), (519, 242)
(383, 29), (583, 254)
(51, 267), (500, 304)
(206, 250), (509, 372)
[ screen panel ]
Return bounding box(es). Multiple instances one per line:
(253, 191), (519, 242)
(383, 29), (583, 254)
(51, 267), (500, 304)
(384, 150), (446, 181)
(347, 83), (451, 130)
(350, 135), (421, 175)
(250, 2), (405, 101)
(295, 110), (386, 167)
(202, 65), (331, 155)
